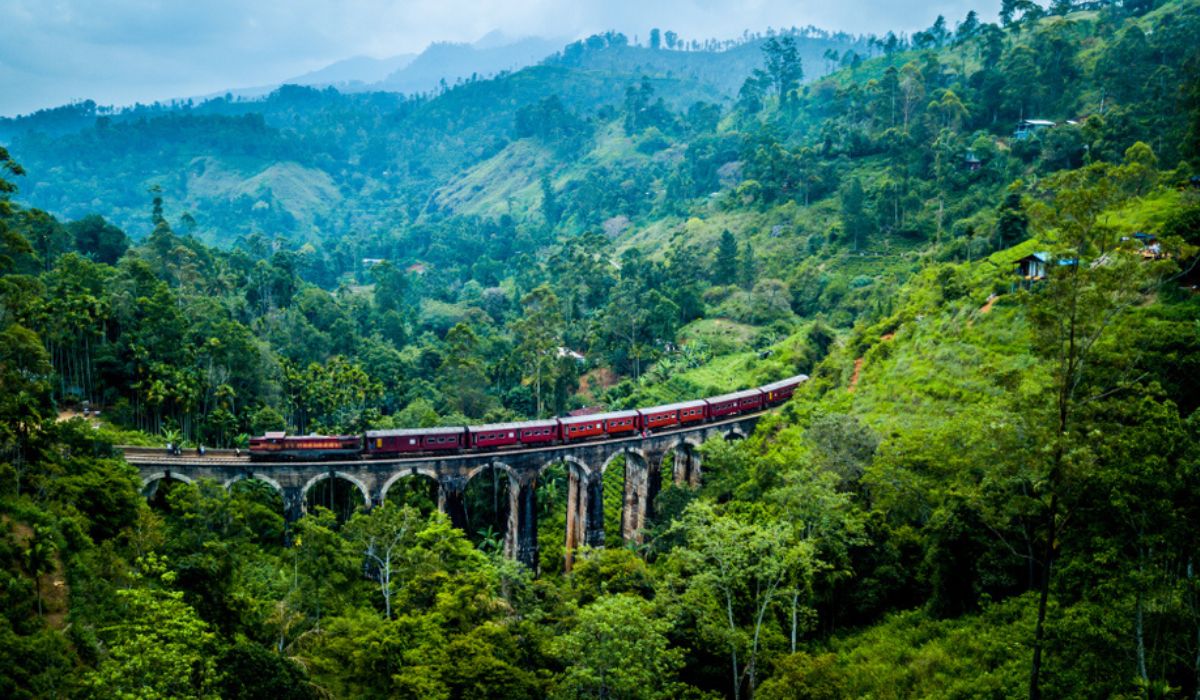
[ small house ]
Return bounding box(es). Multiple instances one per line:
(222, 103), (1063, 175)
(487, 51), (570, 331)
(1013, 251), (1071, 291)
(1014, 119), (1056, 140)
(1130, 232), (1164, 259)
(1015, 252), (1050, 281)
(964, 150), (982, 171)
(556, 347), (586, 362)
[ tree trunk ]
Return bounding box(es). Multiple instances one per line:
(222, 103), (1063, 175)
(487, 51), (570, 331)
(726, 591), (741, 700)
(1136, 543), (1149, 692)
(1029, 492), (1057, 700)
(791, 589), (799, 653)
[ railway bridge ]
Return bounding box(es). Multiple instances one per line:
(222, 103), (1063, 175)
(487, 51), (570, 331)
(124, 414), (760, 570)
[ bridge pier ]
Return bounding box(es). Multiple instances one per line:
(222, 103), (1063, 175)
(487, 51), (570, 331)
(564, 465), (606, 571)
(673, 443), (702, 487)
(283, 486), (305, 522)
(437, 476), (469, 531)
(622, 454), (648, 543)
(504, 476), (539, 571)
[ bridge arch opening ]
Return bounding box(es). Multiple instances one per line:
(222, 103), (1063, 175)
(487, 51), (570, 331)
(142, 472), (194, 513)
(381, 470), (439, 517)
(535, 460), (572, 573)
(462, 464), (514, 553)
(601, 454), (625, 546)
(302, 472), (370, 524)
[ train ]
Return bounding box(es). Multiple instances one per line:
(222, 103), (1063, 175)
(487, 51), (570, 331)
(248, 374), (808, 462)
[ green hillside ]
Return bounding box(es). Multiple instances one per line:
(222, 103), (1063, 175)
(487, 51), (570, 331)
(1, 0), (1199, 697)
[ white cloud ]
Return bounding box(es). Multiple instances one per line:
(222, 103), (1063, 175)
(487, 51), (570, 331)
(0, 0), (1001, 116)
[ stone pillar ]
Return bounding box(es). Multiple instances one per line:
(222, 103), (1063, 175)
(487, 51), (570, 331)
(504, 476), (539, 570)
(437, 476), (469, 531)
(282, 486), (305, 522)
(673, 444), (701, 487)
(585, 471), (605, 548)
(622, 456), (648, 543)
(564, 467), (581, 571)
(646, 454), (662, 525)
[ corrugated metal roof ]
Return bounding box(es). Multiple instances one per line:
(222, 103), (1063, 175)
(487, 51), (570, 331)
(706, 388), (763, 403)
(366, 426), (465, 438)
(560, 412), (616, 425)
(467, 420), (558, 433)
(761, 374), (809, 391)
(640, 399), (707, 413)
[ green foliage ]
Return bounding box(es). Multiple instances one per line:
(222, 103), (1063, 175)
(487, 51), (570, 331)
(551, 594), (684, 700)
(2, 3), (1200, 697)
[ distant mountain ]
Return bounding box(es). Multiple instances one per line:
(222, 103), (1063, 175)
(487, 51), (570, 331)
(284, 54), (418, 89)
(0, 28), (871, 244)
(549, 31), (872, 98)
(374, 36), (567, 94)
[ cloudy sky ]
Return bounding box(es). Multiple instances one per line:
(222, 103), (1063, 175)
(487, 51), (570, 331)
(0, 0), (1001, 117)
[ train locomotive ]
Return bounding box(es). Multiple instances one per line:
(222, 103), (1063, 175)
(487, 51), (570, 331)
(248, 374), (808, 462)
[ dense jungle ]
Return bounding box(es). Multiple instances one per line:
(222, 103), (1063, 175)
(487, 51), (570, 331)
(2, 0), (1200, 697)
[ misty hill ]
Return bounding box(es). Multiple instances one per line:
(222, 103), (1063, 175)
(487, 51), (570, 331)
(373, 35), (568, 94)
(3, 2), (1200, 697)
(549, 27), (872, 97)
(284, 53), (418, 88)
(0, 28), (867, 244)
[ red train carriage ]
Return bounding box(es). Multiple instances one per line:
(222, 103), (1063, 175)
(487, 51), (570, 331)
(468, 423), (521, 449)
(677, 400), (709, 424)
(598, 410), (640, 436)
(249, 432), (361, 461)
(518, 420), (560, 446)
(638, 405), (679, 431)
(760, 374), (808, 404)
(705, 388), (764, 419)
(638, 400), (707, 432)
(559, 415), (606, 442)
(365, 427), (467, 456)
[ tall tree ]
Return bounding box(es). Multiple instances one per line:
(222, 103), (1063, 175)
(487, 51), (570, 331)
(513, 285), (563, 417)
(714, 230), (739, 285)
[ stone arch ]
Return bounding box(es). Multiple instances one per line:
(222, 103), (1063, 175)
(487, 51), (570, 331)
(140, 470), (194, 491)
(602, 447), (645, 474)
(464, 460), (517, 486)
(662, 436), (704, 488)
(222, 473), (285, 495)
(300, 471), (371, 512)
(546, 455), (591, 479)
(723, 425), (748, 440)
(380, 466), (441, 501)
(661, 435), (703, 456)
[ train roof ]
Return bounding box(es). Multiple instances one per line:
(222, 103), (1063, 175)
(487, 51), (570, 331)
(257, 432), (358, 440)
(760, 374), (809, 391)
(365, 426), (466, 438)
(467, 420), (558, 433)
(640, 400), (707, 413)
(560, 410), (637, 425)
(706, 388), (764, 403)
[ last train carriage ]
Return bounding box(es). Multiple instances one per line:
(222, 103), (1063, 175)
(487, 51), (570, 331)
(248, 374), (808, 461)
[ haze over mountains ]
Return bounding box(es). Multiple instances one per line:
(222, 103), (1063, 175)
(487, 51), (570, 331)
(213, 31), (569, 101)
(0, 27), (867, 244)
